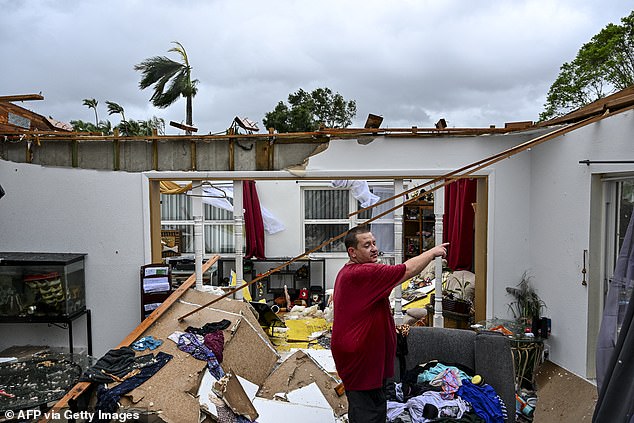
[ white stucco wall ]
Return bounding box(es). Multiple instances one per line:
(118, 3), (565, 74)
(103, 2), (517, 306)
(0, 161), (148, 357)
(528, 109), (634, 377)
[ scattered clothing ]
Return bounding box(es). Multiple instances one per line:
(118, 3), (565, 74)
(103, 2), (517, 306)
(417, 363), (472, 386)
(407, 391), (469, 423)
(185, 319), (232, 336)
(429, 368), (462, 399)
(457, 380), (505, 423)
(177, 332), (224, 379)
(131, 335), (163, 351)
(203, 330), (225, 363)
(388, 391), (469, 423)
(79, 347), (137, 384)
(95, 351), (172, 414)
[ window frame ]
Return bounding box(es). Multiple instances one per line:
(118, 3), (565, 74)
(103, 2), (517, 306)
(300, 182), (396, 258)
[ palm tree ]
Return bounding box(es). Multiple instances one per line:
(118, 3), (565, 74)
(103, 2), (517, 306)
(134, 41), (199, 133)
(82, 98), (99, 126)
(105, 101), (126, 122)
(105, 101), (129, 135)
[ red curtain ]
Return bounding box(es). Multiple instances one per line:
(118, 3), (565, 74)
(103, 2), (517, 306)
(243, 180), (266, 259)
(443, 179), (477, 270)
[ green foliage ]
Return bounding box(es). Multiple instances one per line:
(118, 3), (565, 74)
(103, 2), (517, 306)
(540, 11), (634, 121)
(73, 99), (164, 137)
(134, 41), (198, 127)
(506, 271), (547, 322)
(70, 119), (112, 135)
(105, 101), (126, 122)
(263, 87), (357, 132)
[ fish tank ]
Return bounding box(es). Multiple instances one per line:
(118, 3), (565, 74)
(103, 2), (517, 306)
(0, 252), (86, 318)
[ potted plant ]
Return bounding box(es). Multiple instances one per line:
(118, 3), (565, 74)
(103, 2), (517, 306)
(506, 271), (547, 327)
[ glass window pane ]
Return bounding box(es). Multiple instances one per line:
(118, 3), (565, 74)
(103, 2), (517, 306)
(305, 224), (348, 252)
(161, 193), (192, 220)
(305, 190), (349, 219)
(205, 224), (235, 254)
(358, 186), (395, 220)
(618, 180), (634, 251)
(204, 203), (233, 220)
(370, 222), (394, 254)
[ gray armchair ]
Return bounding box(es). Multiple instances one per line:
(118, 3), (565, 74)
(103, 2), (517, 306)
(394, 326), (516, 423)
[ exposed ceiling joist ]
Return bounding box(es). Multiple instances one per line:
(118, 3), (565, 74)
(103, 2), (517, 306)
(0, 94), (44, 102)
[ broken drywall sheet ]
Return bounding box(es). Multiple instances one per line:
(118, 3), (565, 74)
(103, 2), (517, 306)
(214, 371), (259, 422)
(286, 382), (332, 409)
(257, 350), (348, 417)
(284, 142), (331, 176)
(252, 397), (337, 423)
(197, 369), (219, 419)
(288, 348), (337, 374)
(116, 289), (276, 422)
(222, 317), (279, 386)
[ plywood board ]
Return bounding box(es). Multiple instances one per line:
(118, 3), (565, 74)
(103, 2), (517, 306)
(118, 289), (276, 422)
(222, 317), (279, 386)
(215, 372), (258, 421)
(258, 350), (348, 417)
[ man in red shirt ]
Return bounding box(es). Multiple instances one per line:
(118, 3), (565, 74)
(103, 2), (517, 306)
(331, 225), (448, 423)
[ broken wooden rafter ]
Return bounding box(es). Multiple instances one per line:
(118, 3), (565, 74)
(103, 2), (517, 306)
(350, 110), (612, 221)
(0, 94), (44, 102)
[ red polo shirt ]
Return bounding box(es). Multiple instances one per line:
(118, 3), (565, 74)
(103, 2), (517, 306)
(331, 262), (406, 390)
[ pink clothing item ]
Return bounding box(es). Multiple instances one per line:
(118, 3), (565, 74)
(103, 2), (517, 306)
(331, 262), (406, 391)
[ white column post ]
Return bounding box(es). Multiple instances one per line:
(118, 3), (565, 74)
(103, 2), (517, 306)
(192, 184), (204, 290)
(433, 183), (445, 327)
(233, 180), (244, 300)
(393, 179), (404, 324)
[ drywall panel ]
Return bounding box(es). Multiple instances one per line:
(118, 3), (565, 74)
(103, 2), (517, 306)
(0, 160), (146, 357)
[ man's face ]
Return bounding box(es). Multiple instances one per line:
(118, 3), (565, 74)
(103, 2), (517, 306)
(348, 231), (379, 264)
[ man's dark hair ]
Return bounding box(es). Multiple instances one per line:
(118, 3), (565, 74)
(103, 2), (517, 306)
(344, 225), (371, 249)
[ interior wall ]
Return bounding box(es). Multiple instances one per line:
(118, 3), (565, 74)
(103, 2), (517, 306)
(0, 161), (147, 357)
(528, 109), (634, 378)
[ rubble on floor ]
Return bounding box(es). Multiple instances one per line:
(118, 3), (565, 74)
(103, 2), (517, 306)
(73, 289), (346, 423)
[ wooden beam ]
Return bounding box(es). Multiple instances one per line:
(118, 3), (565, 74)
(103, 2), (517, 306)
(0, 94), (44, 102)
(42, 256), (219, 422)
(149, 180), (162, 263)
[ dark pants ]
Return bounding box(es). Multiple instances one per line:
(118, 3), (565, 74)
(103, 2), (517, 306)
(346, 386), (387, 423)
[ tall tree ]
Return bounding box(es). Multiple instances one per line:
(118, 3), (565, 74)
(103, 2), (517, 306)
(82, 98), (99, 126)
(540, 11), (634, 121)
(134, 41), (199, 132)
(105, 101), (126, 123)
(263, 87), (357, 132)
(105, 101), (131, 135)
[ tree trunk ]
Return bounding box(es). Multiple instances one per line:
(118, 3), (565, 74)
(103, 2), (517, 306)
(186, 95), (193, 135)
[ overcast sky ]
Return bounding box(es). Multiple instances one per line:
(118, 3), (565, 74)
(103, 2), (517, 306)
(1, 1), (631, 134)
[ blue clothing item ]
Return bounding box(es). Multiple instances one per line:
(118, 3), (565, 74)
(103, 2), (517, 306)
(457, 380), (504, 423)
(417, 363), (471, 385)
(96, 351), (173, 414)
(177, 332), (225, 379)
(131, 335), (163, 351)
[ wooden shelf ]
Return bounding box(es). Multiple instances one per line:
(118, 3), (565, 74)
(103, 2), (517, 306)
(403, 199), (435, 260)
